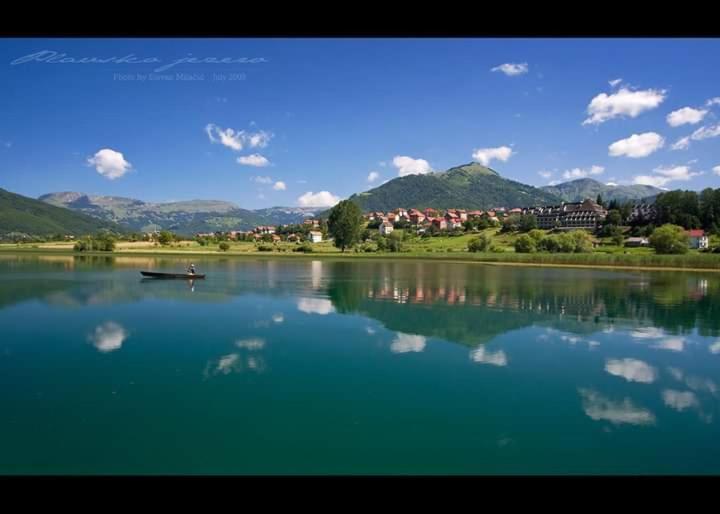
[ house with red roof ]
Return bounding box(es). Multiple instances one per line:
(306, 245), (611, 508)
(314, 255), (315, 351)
(431, 218), (447, 230)
(687, 229), (709, 250)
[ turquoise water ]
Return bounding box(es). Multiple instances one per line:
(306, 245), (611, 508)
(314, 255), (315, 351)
(1, 254), (719, 474)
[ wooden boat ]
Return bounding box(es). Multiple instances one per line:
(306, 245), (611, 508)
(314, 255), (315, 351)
(140, 271), (205, 279)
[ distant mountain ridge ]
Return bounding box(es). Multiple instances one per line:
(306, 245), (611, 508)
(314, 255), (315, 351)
(541, 178), (662, 204)
(39, 192), (321, 235)
(346, 162), (562, 212)
(1, 188), (121, 237)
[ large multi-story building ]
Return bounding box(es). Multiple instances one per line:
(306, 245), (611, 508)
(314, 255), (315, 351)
(522, 199), (607, 230)
(627, 203), (657, 225)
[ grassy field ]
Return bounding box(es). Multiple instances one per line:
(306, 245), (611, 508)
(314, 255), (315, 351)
(2, 230), (720, 271)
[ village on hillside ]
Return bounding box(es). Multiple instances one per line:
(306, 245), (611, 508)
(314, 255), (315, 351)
(189, 198), (708, 251)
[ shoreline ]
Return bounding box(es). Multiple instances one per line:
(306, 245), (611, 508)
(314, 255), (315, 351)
(2, 247), (720, 273)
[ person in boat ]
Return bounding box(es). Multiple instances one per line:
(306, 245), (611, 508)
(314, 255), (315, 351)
(187, 263), (196, 275)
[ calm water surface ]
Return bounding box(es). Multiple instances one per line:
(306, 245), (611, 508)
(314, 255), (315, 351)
(1, 254), (719, 474)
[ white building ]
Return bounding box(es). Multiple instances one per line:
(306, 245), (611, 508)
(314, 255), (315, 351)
(379, 222), (394, 236)
(687, 230), (709, 250)
(307, 231), (323, 243)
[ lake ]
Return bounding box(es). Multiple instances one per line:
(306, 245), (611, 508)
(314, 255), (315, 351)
(1, 254), (719, 474)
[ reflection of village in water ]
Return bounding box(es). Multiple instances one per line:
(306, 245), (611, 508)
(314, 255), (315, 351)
(2, 255), (718, 342)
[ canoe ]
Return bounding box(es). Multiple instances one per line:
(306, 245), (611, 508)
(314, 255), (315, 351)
(140, 271), (205, 279)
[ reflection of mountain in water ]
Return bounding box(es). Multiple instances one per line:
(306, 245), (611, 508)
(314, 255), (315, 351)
(1, 256), (718, 347)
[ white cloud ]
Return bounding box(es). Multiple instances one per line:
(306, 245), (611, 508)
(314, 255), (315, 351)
(297, 297), (335, 315)
(706, 97), (720, 107)
(582, 87), (666, 125)
(297, 191), (340, 208)
(662, 390), (699, 412)
(711, 166), (720, 176)
(684, 376), (718, 395)
(631, 327), (664, 339)
(205, 123), (273, 151)
(253, 175), (273, 184)
(671, 136), (691, 151)
(605, 358), (657, 384)
(633, 165), (701, 188)
(472, 146), (514, 167)
(690, 124), (720, 141)
(392, 155), (432, 177)
(606, 182), (619, 186)
(709, 341), (720, 354)
(538, 170), (553, 179)
(367, 171), (380, 183)
(88, 321), (127, 353)
(491, 62), (528, 76)
(237, 154), (270, 167)
(608, 132), (665, 158)
(273, 181), (286, 191)
(672, 124), (720, 151)
(390, 333), (426, 353)
(470, 347), (508, 366)
(609, 78), (622, 88)
(87, 149), (132, 180)
(205, 353), (242, 377)
(667, 367), (684, 382)
(246, 130), (272, 148)
(578, 388), (655, 426)
(205, 123), (244, 150)
(272, 313), (284, 324)
(652, 337), (685, 352)
(562, 165), (605, 180)
(667, 107), (708, 127)
(235, 338), (265, 351)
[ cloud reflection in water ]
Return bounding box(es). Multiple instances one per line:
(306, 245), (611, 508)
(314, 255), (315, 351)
(88, 321), (128, 353)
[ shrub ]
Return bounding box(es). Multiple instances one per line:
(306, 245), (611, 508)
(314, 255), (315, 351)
(293, 243), (313, 253)
(158, 231), (176, 246)
(386, 232), (404, 252)
(73, 235), (115, 252)
(514, 234), (537, 253)
(649, 224), (689, 254)
(257, 244), (274, 252)
(218, 242), (230, 251)
(468, 233), (493, 252)
(528, 229), (545, 243)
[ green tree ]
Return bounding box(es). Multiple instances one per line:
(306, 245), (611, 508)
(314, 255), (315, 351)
(649, 224), (689, 254)
(500, 214), (521, 233)
(609, 226), (625, 247)
(596, 194), (604, 207)
(528, 229), (545, 243)
(468, 233), (493, 252)
(567, 230), (594, 253)
(519, 214), (538, 232)
(386, 232), (404, 252)
(218, 242), (230, 251)
(158, 230), (175, 246)
(514, 234), (537, 253)
(327, 200), (363, 252)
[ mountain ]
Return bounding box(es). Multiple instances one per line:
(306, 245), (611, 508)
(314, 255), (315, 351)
(252, 206), (321, 225)
(345, 162), (562, 212)
(0, 188), (121, 238)
(541, 178), (662, 204)
(39, 192), (320, 235)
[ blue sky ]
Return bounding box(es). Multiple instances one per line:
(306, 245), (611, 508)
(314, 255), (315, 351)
(1, 38), (719, 208)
